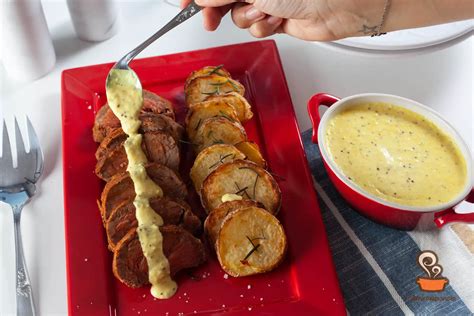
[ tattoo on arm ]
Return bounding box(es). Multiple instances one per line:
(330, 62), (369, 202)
(358, 24), (387, 37)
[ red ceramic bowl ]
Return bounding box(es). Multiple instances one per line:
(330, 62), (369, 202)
(308, 93), (474, 230)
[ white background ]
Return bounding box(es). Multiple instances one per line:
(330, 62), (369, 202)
(0, 1), (473, 315)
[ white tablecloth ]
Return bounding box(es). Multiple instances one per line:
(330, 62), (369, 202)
(0, 1), (472, 315)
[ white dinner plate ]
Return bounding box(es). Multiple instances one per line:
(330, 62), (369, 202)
(325, 20), (473, 55)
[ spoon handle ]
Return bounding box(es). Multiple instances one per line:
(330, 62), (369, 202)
(120, 1), (202, 66)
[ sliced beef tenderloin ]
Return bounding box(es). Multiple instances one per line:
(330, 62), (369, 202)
(139, 113), (184, 143)
(93, 90), (175, 142)
(106, 197), (201, 250)
(95, 114), (184, 160)
(100, 163), (188, 222)
(112, 225), (207, 288)
(95, 131), (180, 181)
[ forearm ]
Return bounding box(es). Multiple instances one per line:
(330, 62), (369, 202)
(383, 0), (474, 33)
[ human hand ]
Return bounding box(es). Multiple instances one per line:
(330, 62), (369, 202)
(181, 0), (389, 41)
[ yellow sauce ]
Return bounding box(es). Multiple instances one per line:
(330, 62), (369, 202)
(221, 193), (243, 203)
(106, 69), (177, 299)
(325, 102), (467, 207)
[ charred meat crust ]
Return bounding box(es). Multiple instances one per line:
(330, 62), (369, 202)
(112, 225), (207, 288)
(106, 197), (201, 250)
(93, 90), (175, 143)
(95, 131), (180, 181)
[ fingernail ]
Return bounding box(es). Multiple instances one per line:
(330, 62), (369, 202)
(245, 7), (264, 20)
(267, 16), (282, 25)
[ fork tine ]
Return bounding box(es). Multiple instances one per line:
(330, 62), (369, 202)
(26, 116), (44, 180)
(14, 117), (26, 155)
(1, 120), (13, 168)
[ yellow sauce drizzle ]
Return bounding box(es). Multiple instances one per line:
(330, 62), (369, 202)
(106, 69), (177, 299)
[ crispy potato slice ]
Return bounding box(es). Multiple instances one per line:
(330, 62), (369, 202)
(190, 144), (245, 193)
(185, 65), (231, 89)
(216, 206), (287, 277)
(185, 100), (239, 142)
(235, 141), (267, 168)
(201, 160), (281, 213)
(185, 74), (245, 106)
(204, 200), (261, 249)
(194, 117), (247, 153)
(205, 92), (253, 122)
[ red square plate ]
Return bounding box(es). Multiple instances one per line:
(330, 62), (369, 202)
(61, 40), (344, 315)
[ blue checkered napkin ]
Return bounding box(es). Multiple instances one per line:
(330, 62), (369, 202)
(301, 129), (473, 316)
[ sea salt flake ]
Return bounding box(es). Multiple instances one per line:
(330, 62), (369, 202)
(247, 285), (252, 289)
(248, 307), (252, 311)
(184, 292), (187, 296)
(260, 298), (263, 301)
(84, 258), (88, 262)
(223, 274), (229, 279)
(240, 294), (244, 298)
(222, 304), (226, 308)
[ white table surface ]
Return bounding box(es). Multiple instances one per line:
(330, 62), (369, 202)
(0, 1), (473, 315)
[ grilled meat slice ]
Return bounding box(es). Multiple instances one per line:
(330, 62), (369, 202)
(112, 225), (207, 288)
(106, 197), (201, 250)
(99, 163), (188, 222)
(93, 90), (175, 142)
(95, 131), (180, 181)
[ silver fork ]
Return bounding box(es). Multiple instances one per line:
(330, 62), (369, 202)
(1, 117), (44, 316)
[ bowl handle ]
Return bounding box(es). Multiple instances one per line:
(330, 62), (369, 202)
(434, 189), (474, 228)
(307, 93), (340, 144)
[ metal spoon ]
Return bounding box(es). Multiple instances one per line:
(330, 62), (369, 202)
(106, 1), (202, 90)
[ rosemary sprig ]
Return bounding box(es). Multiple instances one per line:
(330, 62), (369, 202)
(207, 130), (225, 146)
(217, 111), (236, 122)
(234, 182), (250, 198)
(252, 173), (259, 199)
(178, 139), (197, 145)
(210, 81), (226, 86)
(227, 79), (240, 91)
(242, 235), (261, 261)
(208, 64), (224, 75)
(209, 153), (235, 170)
(194, 118), (202, 131)
(201, 90), (218, 96)
(268, 171), (286, 181)
(237, 167), (260, 199)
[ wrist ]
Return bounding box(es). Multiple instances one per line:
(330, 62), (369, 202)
(383, 0), (474, 33)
